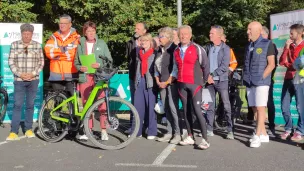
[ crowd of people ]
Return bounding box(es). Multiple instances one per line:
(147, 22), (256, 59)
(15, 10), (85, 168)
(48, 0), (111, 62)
(5, 14), (304, 150)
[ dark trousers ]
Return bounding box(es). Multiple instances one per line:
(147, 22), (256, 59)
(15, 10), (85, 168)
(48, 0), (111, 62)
(134, 77), (157, 136)
(160, 84), (180, 135)
(129, 79), (135, 126)
(129, 79), (135, 104)
(11, 80), (39, 133)
(178, 82), (208, 140)
(246, 94), (254, 121)
(206, 81), (233, 132)
(267, 81), (275, 130)
(51, 81), (74, 97)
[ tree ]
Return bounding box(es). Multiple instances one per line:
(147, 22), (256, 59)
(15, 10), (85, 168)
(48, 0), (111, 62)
(36, 0), (178, 67)
(0, 0), (37, 22)
(1, 0), (304, 68)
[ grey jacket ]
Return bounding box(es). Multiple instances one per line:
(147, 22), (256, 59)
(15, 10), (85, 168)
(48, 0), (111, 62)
(134, 50), (156, 90)
(204, 42), (231, 82)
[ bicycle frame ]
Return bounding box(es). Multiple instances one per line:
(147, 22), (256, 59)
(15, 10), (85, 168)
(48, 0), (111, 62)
(50, 80), (109, 123)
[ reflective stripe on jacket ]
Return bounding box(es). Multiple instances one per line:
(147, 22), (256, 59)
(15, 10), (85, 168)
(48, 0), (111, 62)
(44, 28), (80, 81)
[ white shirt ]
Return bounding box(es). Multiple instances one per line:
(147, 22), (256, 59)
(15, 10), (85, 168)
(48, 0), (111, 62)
(86, 42), (94, 55)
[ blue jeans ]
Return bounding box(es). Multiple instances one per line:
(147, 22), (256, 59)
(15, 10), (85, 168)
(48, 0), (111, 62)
(294, 83), (304, 135)
(281, 79), (296, 132)
(11, 80), (39, 133)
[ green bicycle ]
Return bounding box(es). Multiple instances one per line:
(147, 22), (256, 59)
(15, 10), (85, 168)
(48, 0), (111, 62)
(38, 59), (140, 150)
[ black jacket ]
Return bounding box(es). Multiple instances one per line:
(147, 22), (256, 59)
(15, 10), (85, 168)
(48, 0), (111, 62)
(155, 43), (177, 82)
(126, 36), (139, 80)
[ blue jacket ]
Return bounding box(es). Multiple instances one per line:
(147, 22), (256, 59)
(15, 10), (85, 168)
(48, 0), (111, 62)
(204, 42), (231, 82)
(243, 36), (271, 87)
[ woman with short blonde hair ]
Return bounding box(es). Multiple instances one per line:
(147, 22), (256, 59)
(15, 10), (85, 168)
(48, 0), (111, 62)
(133, 33), (158, 139)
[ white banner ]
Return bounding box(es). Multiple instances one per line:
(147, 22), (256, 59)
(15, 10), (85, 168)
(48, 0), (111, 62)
(0, 23), (43, 45)
(0, 23), (44, 123)
(270, 9), (304, 125)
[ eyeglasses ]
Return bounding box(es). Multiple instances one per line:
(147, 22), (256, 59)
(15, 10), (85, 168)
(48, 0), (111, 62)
(59, 22), (70, 25)
(158, 35), (165, 39)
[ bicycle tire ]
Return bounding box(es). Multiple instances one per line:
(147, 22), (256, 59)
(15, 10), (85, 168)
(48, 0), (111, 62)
(232, 95), (243, 124)
(0, 88), (8, 123)
(38, 92), (71, 143)
(84, 96), (140, 150)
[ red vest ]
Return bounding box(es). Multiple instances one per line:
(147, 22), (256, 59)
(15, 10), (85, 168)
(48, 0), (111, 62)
(174, 44), (203, 85)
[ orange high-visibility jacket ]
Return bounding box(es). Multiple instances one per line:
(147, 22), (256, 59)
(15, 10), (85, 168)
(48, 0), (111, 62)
(44, 28), (80, 81)
(229, 48), (238, 72)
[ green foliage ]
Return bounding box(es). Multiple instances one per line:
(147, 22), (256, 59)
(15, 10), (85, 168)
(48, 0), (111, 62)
(0, 0), (37, 22)
(0, 0), (303, 69)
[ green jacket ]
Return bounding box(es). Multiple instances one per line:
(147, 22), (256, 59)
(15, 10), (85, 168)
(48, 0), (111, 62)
(300, 48), (304, 57)
(74, 36), (112, 83)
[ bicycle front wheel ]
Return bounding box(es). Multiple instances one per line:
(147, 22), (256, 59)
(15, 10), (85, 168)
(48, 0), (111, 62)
(0, 88), (8, 123)
(83, 96), (139, 150)
(38, 92), (72, 142)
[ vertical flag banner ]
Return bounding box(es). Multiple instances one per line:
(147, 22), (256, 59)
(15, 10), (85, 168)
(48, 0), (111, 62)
(270, 10), (304, 125)
(0, 23), (44, 123)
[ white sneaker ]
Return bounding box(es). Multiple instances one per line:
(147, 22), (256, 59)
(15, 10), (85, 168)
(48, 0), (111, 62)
(77, 134), (88, 141)
(179, 136), (195, 146)
(249, 133), (255, 142)
(249, 134), (269, 143)
(147, 136), (156, 140)
(207, 131), (214, 137)
(250, 135), (261, 148)
(101, 132), (109, 141)
(260, 134), (269, 143)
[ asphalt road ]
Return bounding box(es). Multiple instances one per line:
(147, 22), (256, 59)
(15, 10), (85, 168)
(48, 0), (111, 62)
(0, 122), (303, 171)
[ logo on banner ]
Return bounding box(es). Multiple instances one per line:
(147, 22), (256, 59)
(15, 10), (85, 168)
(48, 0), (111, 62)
(3, 32), (8, 38)
(115, 83), (127, 99)
(2, 31), (41, 40)
(272, 20), (303, 31)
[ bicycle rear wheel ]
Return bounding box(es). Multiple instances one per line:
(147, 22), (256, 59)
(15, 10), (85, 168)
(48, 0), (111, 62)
(83, 96), (139, 150)
(231, 95), (243, 124)
(0, 88), (8, 123)
(38, 92), (72, 142)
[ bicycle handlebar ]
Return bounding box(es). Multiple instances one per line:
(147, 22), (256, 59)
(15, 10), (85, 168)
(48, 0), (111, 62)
(95, 67), (119, 81)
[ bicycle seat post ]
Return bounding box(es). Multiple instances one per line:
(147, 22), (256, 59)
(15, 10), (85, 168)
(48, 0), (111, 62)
(73, 81), (77, 93)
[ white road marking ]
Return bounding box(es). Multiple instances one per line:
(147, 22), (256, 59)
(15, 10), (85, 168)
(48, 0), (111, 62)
(152, 144), (176, 165)
(115, 163), (197, 168)
(116, 143), (198, 168)
(0, 136), (27, 147)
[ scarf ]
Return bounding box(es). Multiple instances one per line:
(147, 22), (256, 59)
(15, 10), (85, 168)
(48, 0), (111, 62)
(139, 48), (154, 77)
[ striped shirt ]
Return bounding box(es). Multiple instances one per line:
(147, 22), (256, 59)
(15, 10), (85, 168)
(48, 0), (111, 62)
(8, 40), (44, 81)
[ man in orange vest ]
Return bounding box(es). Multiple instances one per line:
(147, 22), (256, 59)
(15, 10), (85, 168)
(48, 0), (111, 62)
(221, 34), (238, 72)
(44, 14), (80, 96)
